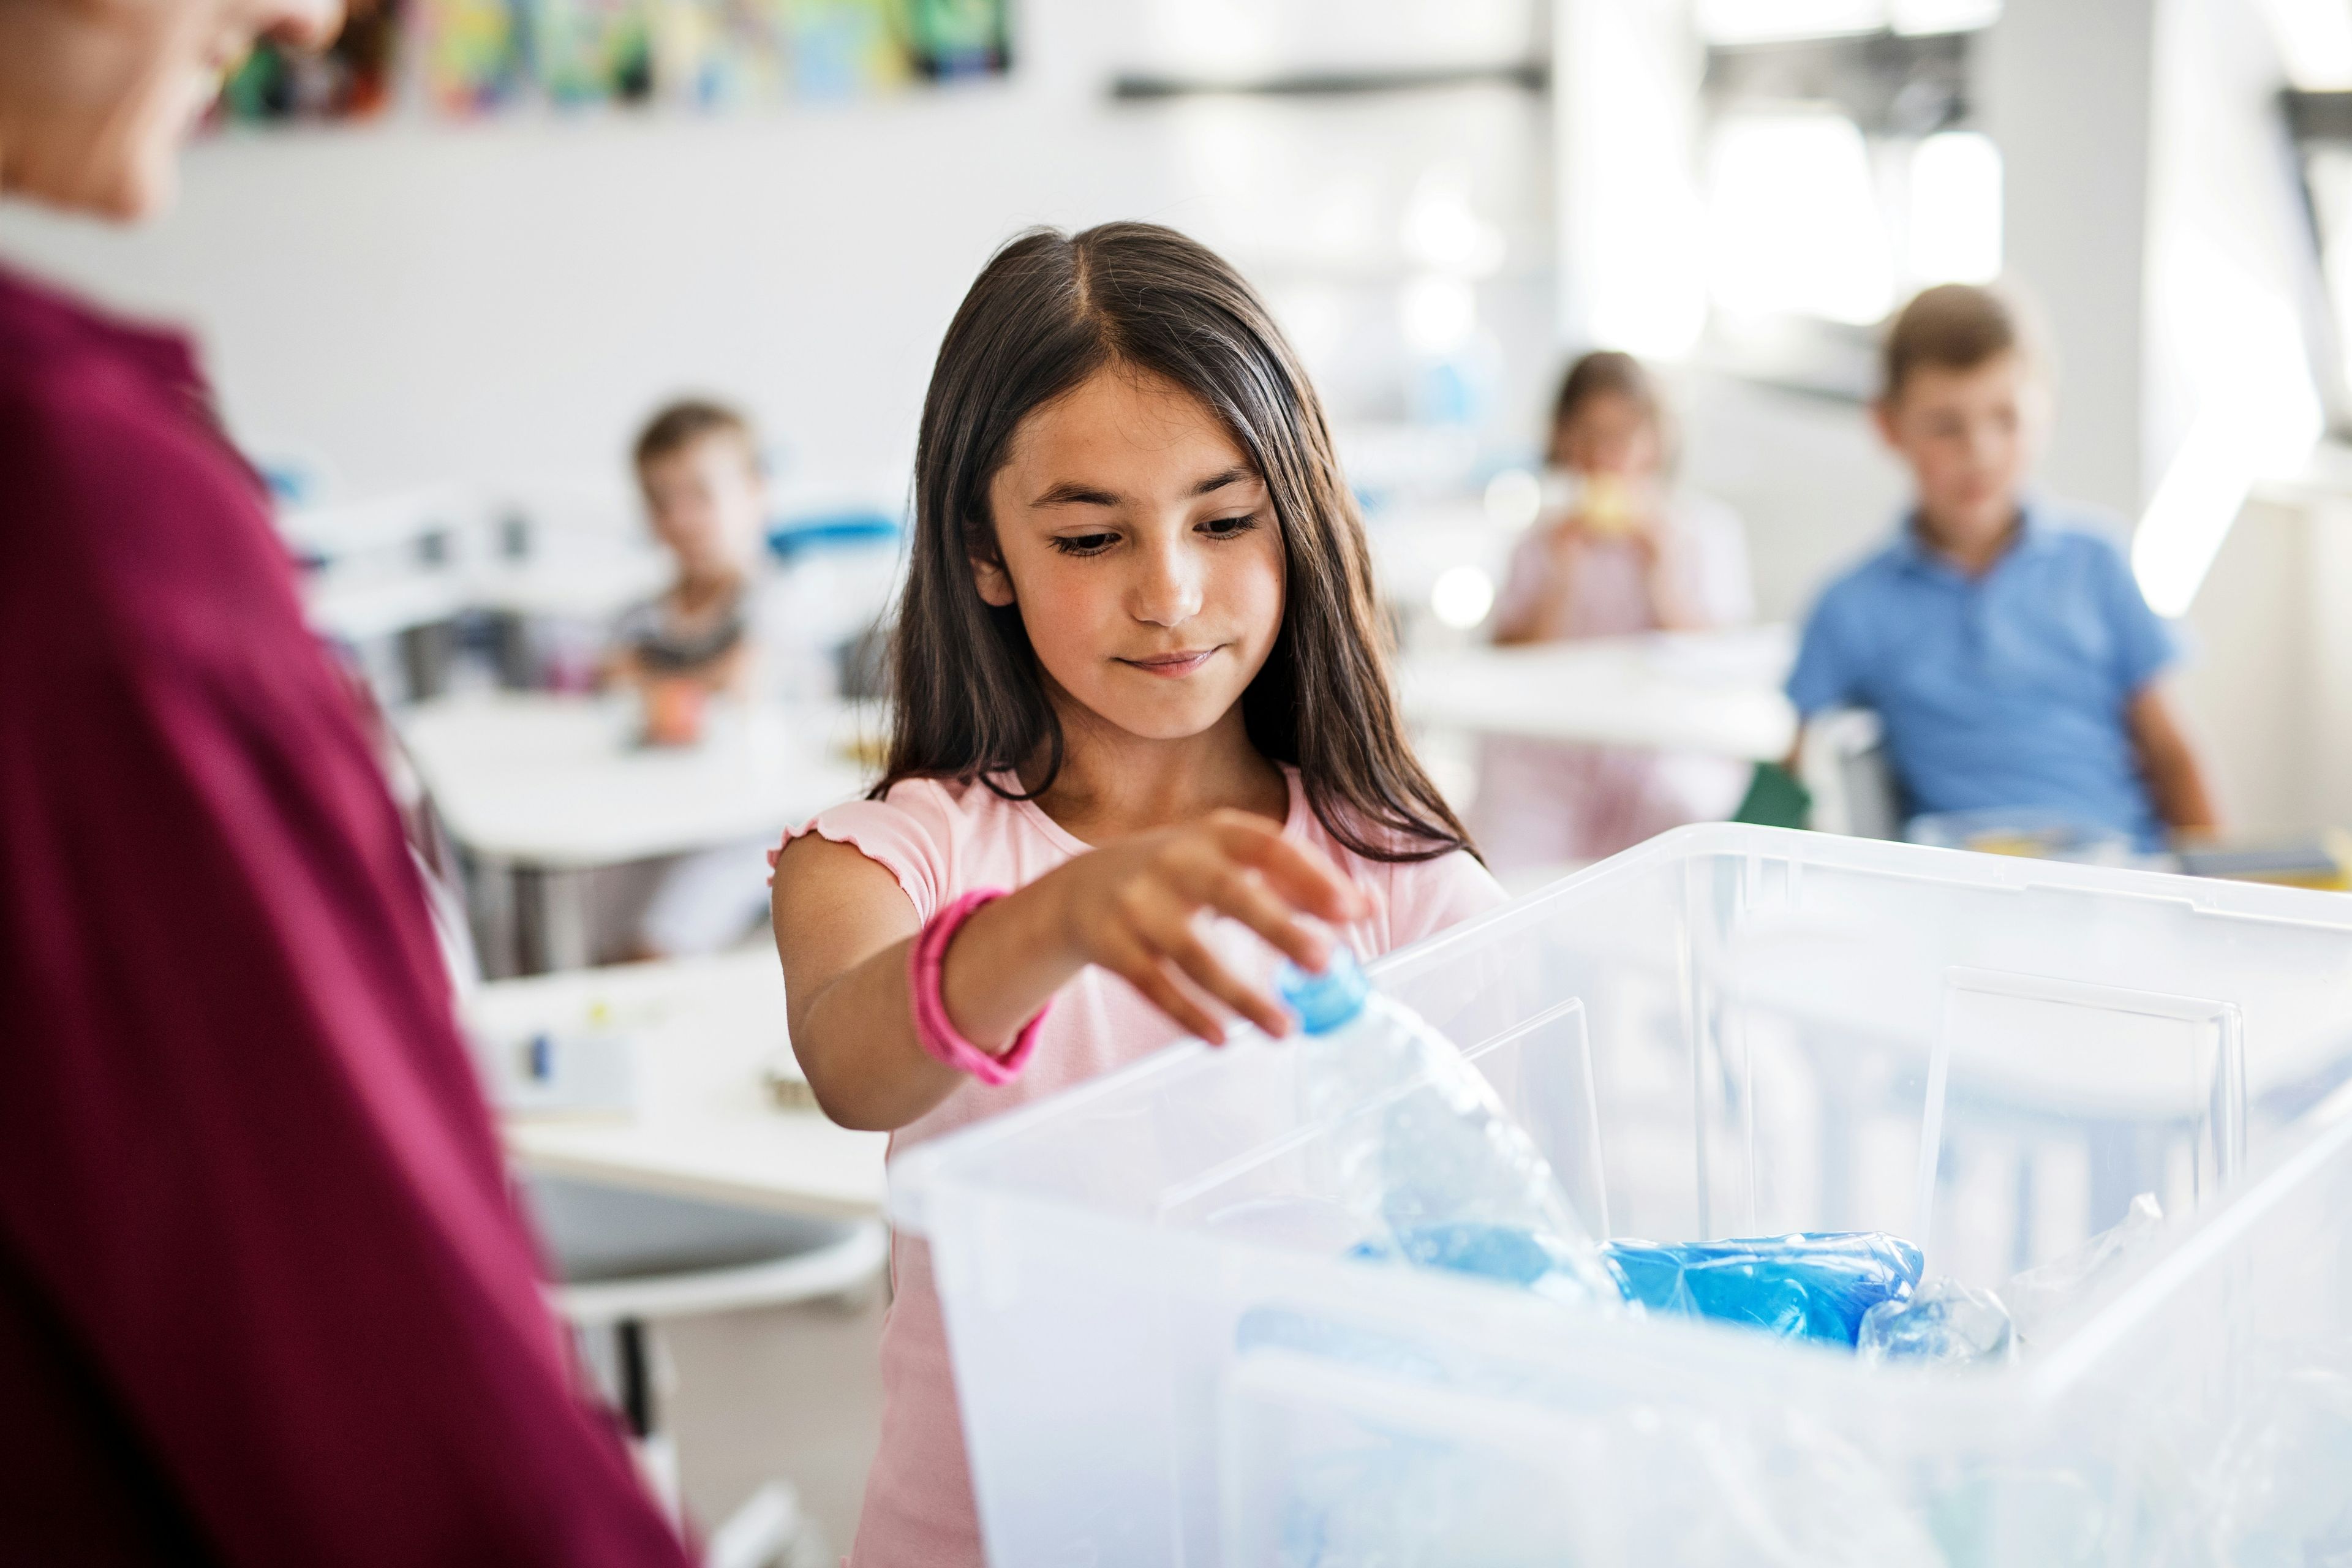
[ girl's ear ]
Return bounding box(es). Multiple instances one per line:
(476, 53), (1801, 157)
(970, 552), (1017, 608)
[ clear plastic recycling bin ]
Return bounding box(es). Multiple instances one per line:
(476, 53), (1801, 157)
(888, 825), (2352, 1565)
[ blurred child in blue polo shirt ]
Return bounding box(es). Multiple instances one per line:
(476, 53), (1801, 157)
(1786, 284), (2217, 850)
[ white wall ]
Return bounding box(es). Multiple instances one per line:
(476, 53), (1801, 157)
(1676, 370), (1910, 622)
(1979, 0), (2158, 521)
(0, 0), (1179, 502)
(0, 0), (1559, 511)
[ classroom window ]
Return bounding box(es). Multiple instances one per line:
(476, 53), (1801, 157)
(1692, 21), (2000, 393)
(1696, 0), (1999, 46)
(1705, 109), (1893, 325)
(1701, 115), (2000, 325)
(2284, 90), (2352, 431)
(2296, 143), (2352, 420)
(1906, 130), (2002, 285)
(2258, 0), (2352, 90)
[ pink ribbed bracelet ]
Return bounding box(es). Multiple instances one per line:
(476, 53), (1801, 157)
(908, 888), (1049, 1085)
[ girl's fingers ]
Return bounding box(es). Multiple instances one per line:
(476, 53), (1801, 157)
(1153, 916), (1293, 1038)
(1129, 962), (1231, 1046)
(1208, 815), (1368, 924)
(1103, 932), (1229, 1045)
(1187, 862), (1330, 974)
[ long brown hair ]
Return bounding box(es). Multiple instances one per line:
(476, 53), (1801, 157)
(879, 221), (1471, 864)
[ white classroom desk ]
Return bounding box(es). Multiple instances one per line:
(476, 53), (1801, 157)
(301, 545), (668, 660)
(400, 692), (875, 971)
(1399, 625), (1800, 761)
(472, 946), (889, 1219)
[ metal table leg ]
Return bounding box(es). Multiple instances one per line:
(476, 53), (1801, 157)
(515, 862), (592, 974)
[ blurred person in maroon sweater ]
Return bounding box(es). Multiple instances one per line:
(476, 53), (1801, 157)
(0, 2), (692, 1563)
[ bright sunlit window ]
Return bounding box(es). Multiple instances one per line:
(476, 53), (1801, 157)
(2258, 0), (2352, 90)
(1697, 0), (1881, 45)
(1705, 110), (1894, 325)
(2304, 148), (2352, 402)
(1907, 130), (2003, 284)
(1697, 0), (1997, 45)
(1888, 0), (2001, 36)
(2133, 232), (2324, 616)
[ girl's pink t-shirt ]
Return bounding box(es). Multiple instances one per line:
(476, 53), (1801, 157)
(782, 767), (1504, 1567)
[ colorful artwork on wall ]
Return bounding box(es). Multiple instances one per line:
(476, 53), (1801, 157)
(786, 0), (909, 99)
(418, 0), (529, 115)
(530, 0), (658, 105)
(213, 0), (1008, 125)
(216, 0), (399, 122)
(903, 0), (1008, 81)
(657, 0), (796, 110)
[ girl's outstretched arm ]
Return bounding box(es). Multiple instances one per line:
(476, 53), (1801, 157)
(772, 810), (1368, 1132)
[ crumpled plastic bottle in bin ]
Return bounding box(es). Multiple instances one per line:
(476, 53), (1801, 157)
(1278, 949), (1626, 1308)
(1859, 1277), (2015, 1365)
(1284, 953), (1926, 1344)
(1607, 1232), (1924, 1347)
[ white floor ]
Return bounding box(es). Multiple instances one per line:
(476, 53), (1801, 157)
(665, 1292), (888, 1559)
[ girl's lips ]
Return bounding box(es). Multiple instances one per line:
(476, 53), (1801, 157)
(1120, 649), (1219, 678)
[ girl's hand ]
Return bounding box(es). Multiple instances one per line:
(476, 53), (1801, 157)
(1035, 809), (1368, 1044)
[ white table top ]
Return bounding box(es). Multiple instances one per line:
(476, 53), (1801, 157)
(303, 570), (473, 645)
(303, 557), (676, 643)
(471, 948), (890, 1219)
(1398, 625), (1800, 761)
(398, 692), (875, 869)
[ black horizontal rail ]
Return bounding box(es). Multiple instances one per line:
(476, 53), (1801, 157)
(1110, 61), (1547, 101)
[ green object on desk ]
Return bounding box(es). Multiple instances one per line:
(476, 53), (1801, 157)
(1733, 762), (1811, 830)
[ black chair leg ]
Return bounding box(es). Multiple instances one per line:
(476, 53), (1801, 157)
(616, 1317), (655, 1439)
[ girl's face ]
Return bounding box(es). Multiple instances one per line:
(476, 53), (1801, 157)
(1552, 390), (1661, 478)
(978, 366), (1286, 745)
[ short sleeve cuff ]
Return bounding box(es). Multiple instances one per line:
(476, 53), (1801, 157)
(778, 799), (944, 924)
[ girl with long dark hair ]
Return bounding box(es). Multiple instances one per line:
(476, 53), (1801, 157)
(769, 221), (1503, 1562)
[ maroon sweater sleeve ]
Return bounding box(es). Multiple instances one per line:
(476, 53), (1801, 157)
(0, 295), (690, 1565)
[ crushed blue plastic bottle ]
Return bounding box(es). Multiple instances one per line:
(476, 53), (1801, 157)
(1280, 951), (1923, 1346)
(1605, 1232), (1924, 1347)
(1354, 1223), (1923, 1348)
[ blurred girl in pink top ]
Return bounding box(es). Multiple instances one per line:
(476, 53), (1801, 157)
(1474, 350), (1755, 872)
(768, 223), (1504, 1565)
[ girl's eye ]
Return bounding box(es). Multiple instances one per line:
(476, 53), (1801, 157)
(1199, 513), (1259, 539)
(1050, 532), (1118, 557)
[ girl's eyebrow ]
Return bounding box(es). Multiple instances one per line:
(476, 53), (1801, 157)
(1191, 464), (1259, 497)
(1032, 480), (1122, 508)
(1030, 464), (1259, 510)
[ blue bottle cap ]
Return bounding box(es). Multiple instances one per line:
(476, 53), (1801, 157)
(1276, 945), (1369, 1035)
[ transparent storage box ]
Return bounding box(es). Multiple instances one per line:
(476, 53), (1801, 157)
(889, 825), (2352, 1566)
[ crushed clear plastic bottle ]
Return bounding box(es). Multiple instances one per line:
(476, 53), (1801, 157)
(1859, 1278), (2016, 1366)
(1278, 948), (1625, 1308)
(2004, 1192), (2164, 1343)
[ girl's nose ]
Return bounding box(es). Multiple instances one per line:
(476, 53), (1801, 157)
(1130, 537), (1204, 627)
